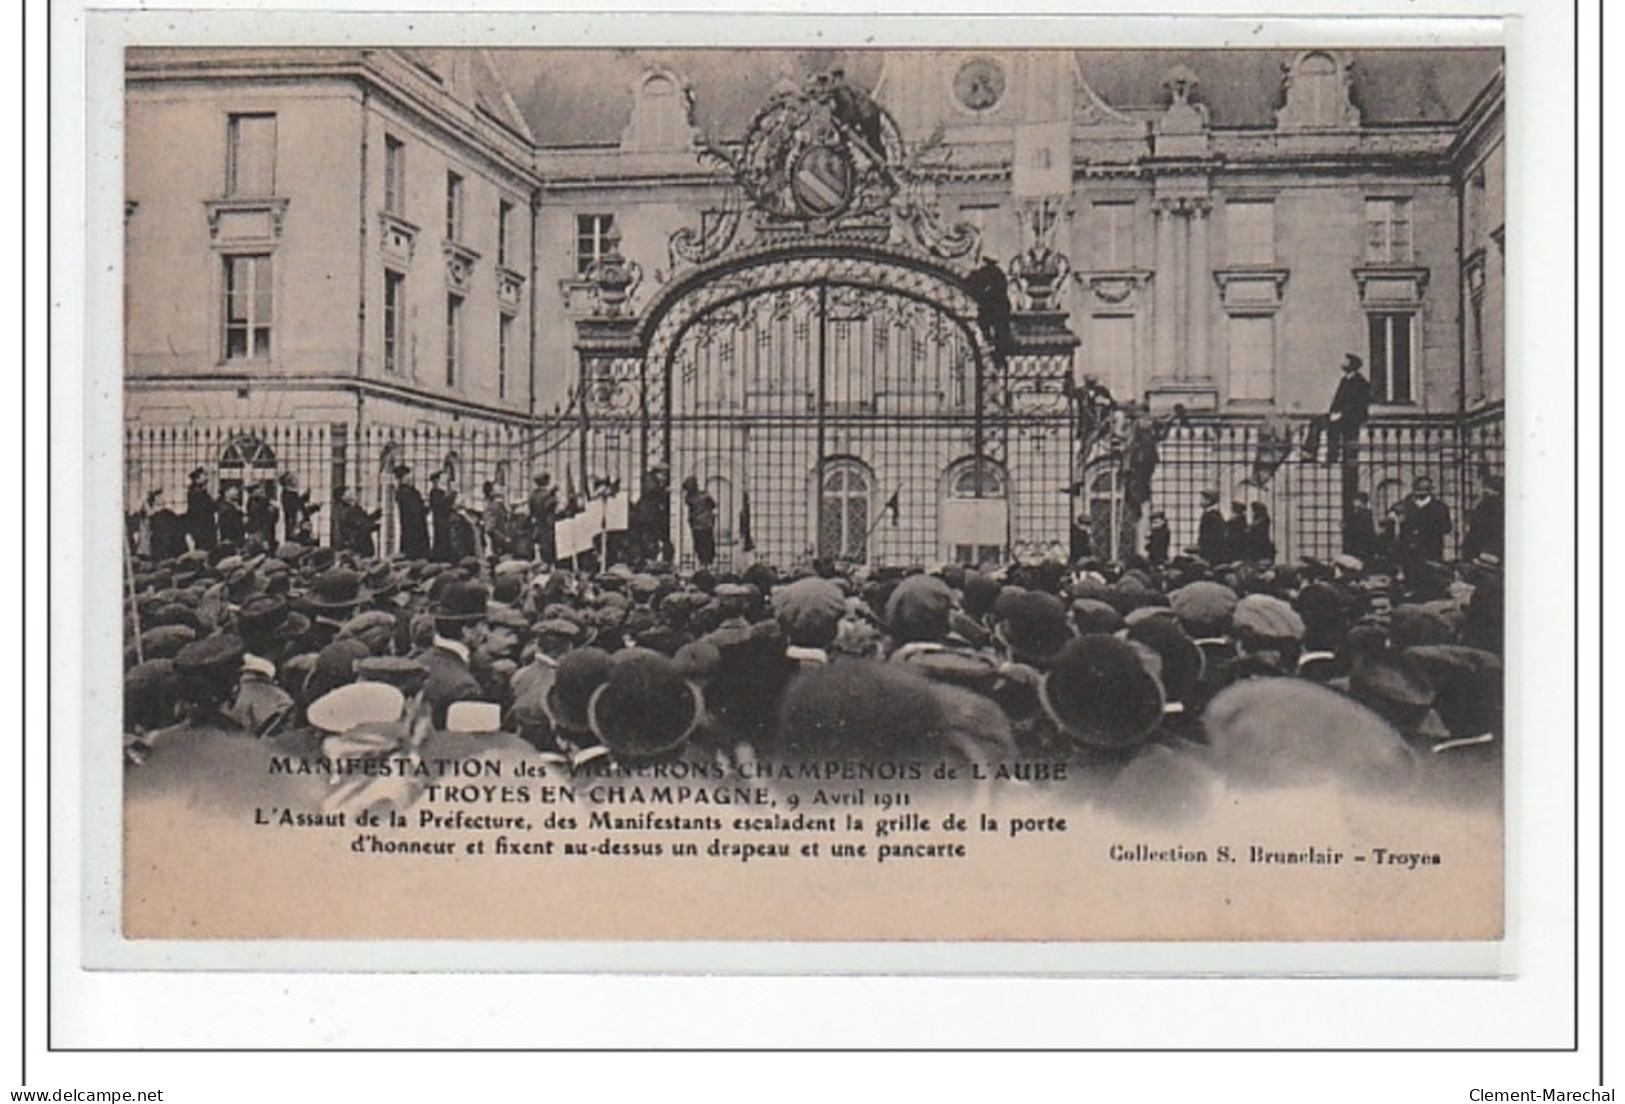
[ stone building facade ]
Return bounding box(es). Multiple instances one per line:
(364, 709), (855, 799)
(124, 47), (1505, 565)
(125, 48), (542, 546)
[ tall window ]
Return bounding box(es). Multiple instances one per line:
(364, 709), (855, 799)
(1226, 200), (1275, 266)
(445, 294), (463, 387)
(383, 270), (405, 375)
(1091, 314), (1136, 390)
(1090, 202), (1135, 269)
(384, 135), (406, 215)
(942, 457), (1009, 566)
(1087, 465), (1125, 562)
(576, 213), (615, 277)
(1295, 52), (1341, 125)
(226, 113), (277, 196)
(1367, 312), (1414, 403)
(819, 460), (871, 562)
(498, 313), (512, 400)
(445, 171), (465, 242)
(1365, 198), (1413, 263)
(498, 199), (514, 268)
(222, 254), (273, 361)
(1228, 315), (1274, 401)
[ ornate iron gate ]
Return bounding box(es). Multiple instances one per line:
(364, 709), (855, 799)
(666, 272), (989, 567)
(570, 68), (1082, 571)
(581, 249), (1025, 571)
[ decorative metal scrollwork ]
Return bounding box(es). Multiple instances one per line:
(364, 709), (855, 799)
(669, 201), (744, 268)
(674, 69), (981, 272)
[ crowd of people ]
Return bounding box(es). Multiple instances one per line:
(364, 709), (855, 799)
(122, 458), (1508, 825)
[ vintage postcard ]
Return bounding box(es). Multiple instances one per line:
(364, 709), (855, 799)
(98, 21), (1515, 956)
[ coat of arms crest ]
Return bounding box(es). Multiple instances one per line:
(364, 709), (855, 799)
(671, 67), (978, 267)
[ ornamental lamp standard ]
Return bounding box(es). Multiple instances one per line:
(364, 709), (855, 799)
(1009, 196), (1072, 313)
(586, 225), (642, 318)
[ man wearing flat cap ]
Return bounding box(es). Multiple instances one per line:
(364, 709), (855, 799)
(772, 577), (847, 667)
(1229, 593), (1306, 679)
(126, 635), (324, 815)
(231, 596), (305, 739)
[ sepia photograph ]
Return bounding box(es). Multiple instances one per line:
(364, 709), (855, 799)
(105, 35), (1516, 947)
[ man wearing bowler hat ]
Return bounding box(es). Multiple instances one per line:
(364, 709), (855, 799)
(415, 577), (490, 728)
(1398, 475), (1453, 565)
(528, 472), (559, 566)
(298, 566), (368, 655)
(1145, 509), (1171, 565)
(215, 483), (246, 549)
(428, 472), (455, 563)
(1196, 489), (1226, 565)
(184, 467), (218, 553)
(393, 464), (431, 559)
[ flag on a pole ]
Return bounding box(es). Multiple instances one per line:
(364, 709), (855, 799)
(884, 488), (901, 527)
(1247, 414), (1295, 488)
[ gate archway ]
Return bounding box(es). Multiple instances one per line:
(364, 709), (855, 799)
(580, 246), (1016, 569)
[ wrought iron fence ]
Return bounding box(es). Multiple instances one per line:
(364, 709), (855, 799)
(124, 420), (562, 555)
(126, 405), (1505, 567)
(1123, 412), (1506, 565)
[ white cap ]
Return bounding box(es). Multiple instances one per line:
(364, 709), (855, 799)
(307, 682), (406, 734)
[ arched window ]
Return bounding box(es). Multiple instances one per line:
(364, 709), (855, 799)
(947, 457), (1007, 499)
(623, 68), (695, 152)
(1086, 462), (1125, 561)
(218, 434), (277, 491)
(1277, 50), (1359, 130)
(942, 457), (1008, 566)
(819, 458), (872, 562)
(1297, 52), (1339, 122)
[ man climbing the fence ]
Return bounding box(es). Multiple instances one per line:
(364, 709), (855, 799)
(683, 474), (718, 568)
